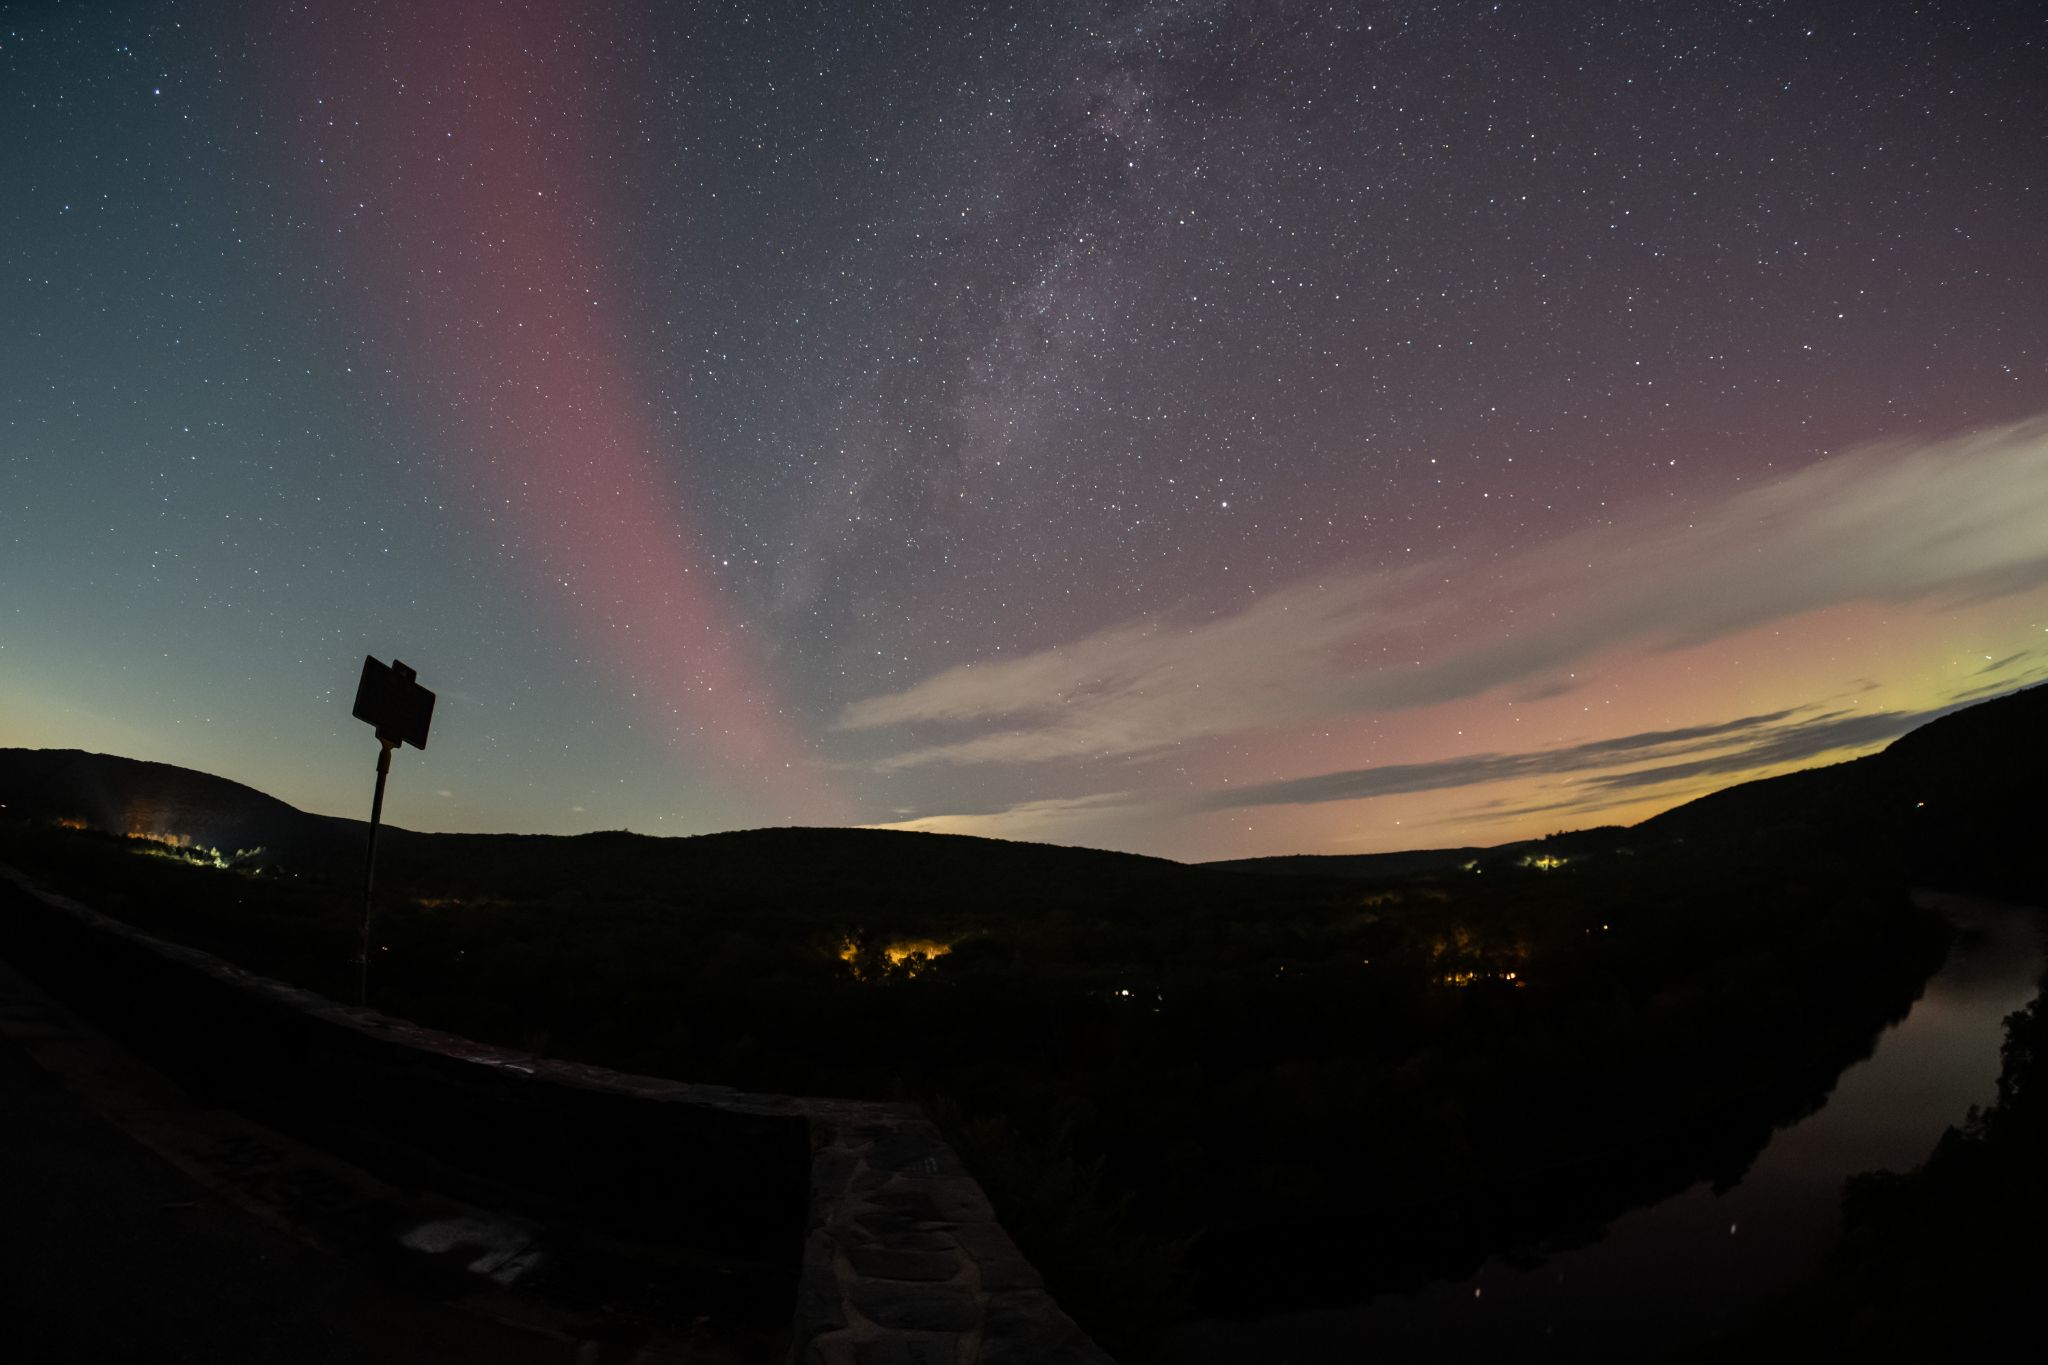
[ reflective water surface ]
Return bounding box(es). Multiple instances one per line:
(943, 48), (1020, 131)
(1170, 894), (2044, 1363)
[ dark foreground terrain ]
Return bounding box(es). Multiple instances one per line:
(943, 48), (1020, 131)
(2, 683), (2042, 1359)
(0, 956), (579, 1365)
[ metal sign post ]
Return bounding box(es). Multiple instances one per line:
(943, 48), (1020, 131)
(350, 655), (435, 1007)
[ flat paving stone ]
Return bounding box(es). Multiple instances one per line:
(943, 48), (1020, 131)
(853, 1333), (963, 1365)
(848, 1246), (963, 1283)
(848, 1280), (982, 1333)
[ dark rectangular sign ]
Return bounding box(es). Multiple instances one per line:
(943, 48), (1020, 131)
(352, 655), (435, 749)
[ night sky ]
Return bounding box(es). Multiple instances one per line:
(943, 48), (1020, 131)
(5, 0), (2046, 860)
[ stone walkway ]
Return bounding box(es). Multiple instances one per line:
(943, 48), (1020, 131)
(791, 1108), (1112, 1364)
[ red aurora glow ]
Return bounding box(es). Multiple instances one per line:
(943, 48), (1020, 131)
(280, 2), (837, 821)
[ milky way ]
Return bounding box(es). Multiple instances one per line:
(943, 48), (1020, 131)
(5, 2), (2046, 856)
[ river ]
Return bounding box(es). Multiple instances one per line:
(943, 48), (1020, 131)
(1167, 893), (2044, 1363)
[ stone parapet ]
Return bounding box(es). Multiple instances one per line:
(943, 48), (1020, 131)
(0, 864), (1112, 1363)
(792, 1100), (1112, 1364)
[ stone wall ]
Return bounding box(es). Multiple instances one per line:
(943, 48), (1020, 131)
(0, 865), (1113, 1364)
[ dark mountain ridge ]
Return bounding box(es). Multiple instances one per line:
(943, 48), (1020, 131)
(2, 679), (2042, 899)
(0, 747), (1274, 924)
(1637, 681), (2047, 894)
(1215, 682), (2047, 896)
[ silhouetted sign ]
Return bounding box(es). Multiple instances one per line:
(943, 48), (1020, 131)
(352, 655), (435, 750)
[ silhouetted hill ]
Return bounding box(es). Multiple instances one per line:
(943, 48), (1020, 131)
(0, 749), (338, 863)
(4, 679), (2042, 903)
(1206, 827), (1630, 880)
(366, 823), (1280, 927)
(0, 748), (1323, 927)
(1207, 683), (2048, 895)
(1205, 844), (1529, 879)
(1639, 682), (2048, 894)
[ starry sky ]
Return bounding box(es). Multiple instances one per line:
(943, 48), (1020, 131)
(5, 0), (2047, 860)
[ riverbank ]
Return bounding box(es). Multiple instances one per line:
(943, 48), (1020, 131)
(1170, 894), (2045, 1363)
(1729, 894), (2048, 1357)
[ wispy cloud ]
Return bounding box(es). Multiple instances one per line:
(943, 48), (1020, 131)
(1973, 650), (2032, 677)
(1199, 702), (1956, 812)
(835, 572), (1420, 767)
(1575, 705), (1961, 793)
(1343, 418), (2048, 713)
(1943, 659), (2048, 705)
(861, 790), (1138, 841)
(837, 415), (2048, 769)
(1193, 706), (1801, 808)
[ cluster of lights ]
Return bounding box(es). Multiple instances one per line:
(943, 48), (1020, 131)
(1438, 969), (1525, 988)
(49, 817), (261, 873)
(837, 936), (954, 981)
(128, 827), (263, 871)
(1462, 853), (1572, 873)
(125, 831), (264, 872)
(1109, 986), (1165, 1012)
